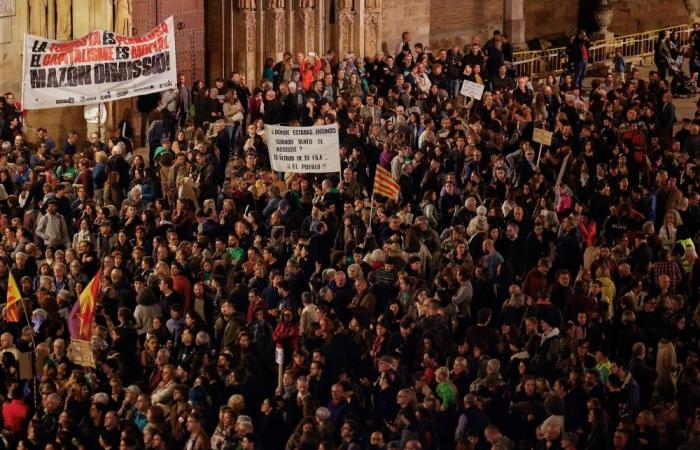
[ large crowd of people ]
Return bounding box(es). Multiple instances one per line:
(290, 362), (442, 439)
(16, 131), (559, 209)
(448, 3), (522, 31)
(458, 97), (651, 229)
(0, 23), (699, 450)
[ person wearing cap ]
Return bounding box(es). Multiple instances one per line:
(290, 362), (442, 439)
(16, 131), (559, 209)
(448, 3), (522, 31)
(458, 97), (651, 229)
(95, 219), (118, 259)
(117, 385), (141, 422)
(35, 199), (70, 249)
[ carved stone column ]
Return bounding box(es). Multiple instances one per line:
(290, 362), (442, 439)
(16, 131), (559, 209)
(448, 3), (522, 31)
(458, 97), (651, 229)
(234, 0), (258, 88)
(336, 0), (355, 56)
(686, 0), (699, 23)
(364, 0), (380, 57)
(265, 0), (286, 63)
(504, 0), (526, 50)
(294, 0), (315, 55)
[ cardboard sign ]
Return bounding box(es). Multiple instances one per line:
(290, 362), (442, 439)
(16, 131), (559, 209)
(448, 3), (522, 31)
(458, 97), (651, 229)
(68, 339), (95, 368)
(19, 352), (33, 380)
(460, 80), (485, 100)
(532, 128), (554, 146)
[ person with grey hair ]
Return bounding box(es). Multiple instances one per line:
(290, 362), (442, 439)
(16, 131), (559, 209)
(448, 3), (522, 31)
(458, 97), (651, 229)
(195, 330), (210, 347)
(0, 332), (19, 361)
(35, 392), (62, 445)
(466, 205), (489, 237)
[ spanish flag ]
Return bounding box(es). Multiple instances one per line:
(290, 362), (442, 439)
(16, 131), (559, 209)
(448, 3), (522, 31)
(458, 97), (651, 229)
(67, 269), (102, 341)
(373, 165), (401, 201)
(5, 273), (22, 322)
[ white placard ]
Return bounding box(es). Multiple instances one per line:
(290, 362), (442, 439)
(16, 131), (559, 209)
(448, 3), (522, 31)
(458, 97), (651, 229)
(22, 17), (177, 109)
(266, 124), (341, 173)
(556, 153), (572, 187)
(460, 80), (485, 100)
(275, 346), (284, 365)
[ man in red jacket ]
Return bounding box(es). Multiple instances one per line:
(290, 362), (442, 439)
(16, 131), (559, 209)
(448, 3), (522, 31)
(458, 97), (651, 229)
(2, 385), (29, 438)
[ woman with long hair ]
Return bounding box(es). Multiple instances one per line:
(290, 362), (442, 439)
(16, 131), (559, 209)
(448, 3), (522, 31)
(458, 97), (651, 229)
(223, 89), (245, 125)
(584, 407), (611, 450)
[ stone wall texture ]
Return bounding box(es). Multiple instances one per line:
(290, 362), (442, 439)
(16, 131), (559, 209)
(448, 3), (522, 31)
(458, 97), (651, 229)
(380, 0), (430, 55)
(610, 0), (688, 35)
(429, 0), (504, 49)
(524, 0), (579, 40)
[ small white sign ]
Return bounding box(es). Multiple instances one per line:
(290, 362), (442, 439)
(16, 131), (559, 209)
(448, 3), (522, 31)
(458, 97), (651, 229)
(460, 80), (485, 100)
(275, 346), (284, 365)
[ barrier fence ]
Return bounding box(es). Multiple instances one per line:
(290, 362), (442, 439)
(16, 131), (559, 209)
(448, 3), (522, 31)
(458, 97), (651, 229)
(511, 24), (692, 78)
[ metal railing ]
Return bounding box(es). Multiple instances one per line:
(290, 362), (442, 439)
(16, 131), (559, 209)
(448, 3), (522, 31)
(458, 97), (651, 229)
(511, 24), (693, 78)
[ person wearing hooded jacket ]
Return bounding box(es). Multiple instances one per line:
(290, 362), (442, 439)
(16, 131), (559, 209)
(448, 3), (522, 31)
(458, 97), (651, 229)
(532, 316), (561, 382)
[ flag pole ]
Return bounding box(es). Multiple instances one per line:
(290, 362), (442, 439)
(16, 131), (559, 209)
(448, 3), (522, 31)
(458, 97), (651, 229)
(18, 298), (37, 351)
(18, 297), (39, 412)
(367, 192), (375, 235)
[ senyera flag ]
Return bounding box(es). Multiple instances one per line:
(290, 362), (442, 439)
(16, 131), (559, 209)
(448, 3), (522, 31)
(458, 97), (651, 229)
(67, 269), (102, 341)
(22, 17), (177, 109)
(5, 272), (22, 322)
(373, 165), (400, 201)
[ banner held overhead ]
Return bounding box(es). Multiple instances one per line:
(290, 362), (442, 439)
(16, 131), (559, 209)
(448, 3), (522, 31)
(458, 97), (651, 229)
(266, 124), (341, 174)
(22, 17), (177, 110)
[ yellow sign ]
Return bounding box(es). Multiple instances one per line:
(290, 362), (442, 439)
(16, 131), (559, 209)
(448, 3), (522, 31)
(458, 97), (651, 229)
(68, 339), (95, 368)
(532, 128), (553, 146)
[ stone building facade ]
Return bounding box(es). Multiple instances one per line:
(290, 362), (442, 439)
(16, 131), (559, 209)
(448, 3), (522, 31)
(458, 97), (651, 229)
(206, 0), (392, 88)
(0, 0), (693, 141)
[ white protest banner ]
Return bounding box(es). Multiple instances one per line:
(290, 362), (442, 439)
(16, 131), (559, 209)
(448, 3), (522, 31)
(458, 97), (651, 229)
(532, 128), (553, 146)
(266, 124), (341, 173)
(555, 153), (572, 187)
(22, 17), (177, 109)
(460, 80), (485, 100)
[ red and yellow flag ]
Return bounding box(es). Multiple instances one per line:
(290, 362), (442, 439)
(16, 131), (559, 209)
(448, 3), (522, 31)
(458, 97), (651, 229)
(5, 273), (22, 322)
(373, 165), (401, 201)
(67, 269), (102, 341)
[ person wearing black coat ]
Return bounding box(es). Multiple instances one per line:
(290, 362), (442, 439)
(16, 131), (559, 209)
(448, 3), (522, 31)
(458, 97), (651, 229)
(279, 83), (299, 124)
(584, 408), (611, 450)
(554, 220), (583, 280)
(629, 345), (656, 409)
(263, 90), (282, 125)
(463, 44), (485, 69)
(215, 125), (233, 182)
(137, 92), (161, 146)
(195, 89), (223, 128)
(193, 152), (218, 204)
(107, 151), (131, 193)
(309, 222), (332, 268)
(259, 398), (289, 450)
(629, 233), (654, 276)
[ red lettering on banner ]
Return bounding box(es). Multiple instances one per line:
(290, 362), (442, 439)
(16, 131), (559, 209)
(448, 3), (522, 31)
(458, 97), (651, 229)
(48, 31), (102, 52)
(41, 47), (115, 66)
(115, 22), (168, 45)
(130, 36), (169, 59)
